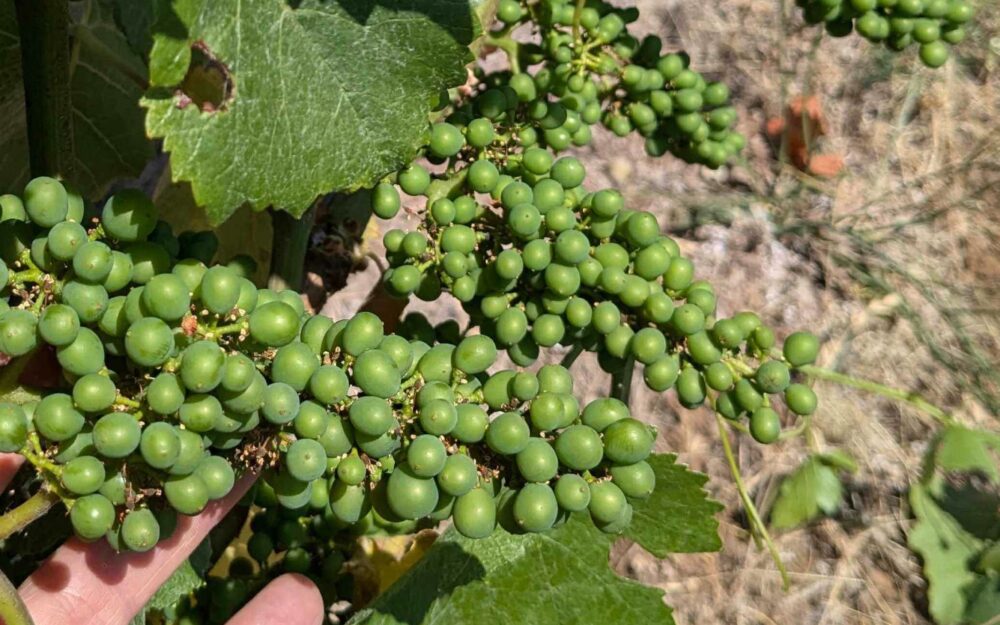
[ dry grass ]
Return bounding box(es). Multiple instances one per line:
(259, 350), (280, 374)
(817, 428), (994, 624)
(324, 2), (999, 622)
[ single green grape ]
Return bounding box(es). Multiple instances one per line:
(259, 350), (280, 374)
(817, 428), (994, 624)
(70, 493), (115, 541)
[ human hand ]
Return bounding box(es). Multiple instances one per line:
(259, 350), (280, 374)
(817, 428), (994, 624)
(0, 453), (325, 625)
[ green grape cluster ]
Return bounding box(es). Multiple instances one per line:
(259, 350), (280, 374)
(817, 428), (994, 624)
(796, 0), (975, 67)
(376, 139), (818, 444)
(434, 0), (744, 171)
(1, 180), (658, 551)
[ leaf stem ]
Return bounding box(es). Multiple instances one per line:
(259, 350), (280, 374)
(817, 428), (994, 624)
(797, 364), (956, 428)
(715, 413), (790, 590)
(0, 488), (60, 542)
(267, 207), (316, 292)
(14, 0), (74, 178)
(560, 344), (584, 370)
(609, 357), (634, 404)
(0, 567), (34, 625)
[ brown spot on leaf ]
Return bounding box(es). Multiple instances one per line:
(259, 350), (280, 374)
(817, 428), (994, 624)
(175, 41), (235, 113)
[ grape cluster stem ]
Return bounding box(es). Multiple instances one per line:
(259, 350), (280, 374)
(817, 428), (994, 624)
(0, 488), (60, 543)
(0, 565), (35, 625)
(715, 413), (790, 591)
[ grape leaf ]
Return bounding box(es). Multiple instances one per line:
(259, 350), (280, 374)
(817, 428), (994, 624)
(348, 454), (722, 625)
(141, 0), (477, 225)
(0, 0), (152, 198)
(625, 453), (722, 556)
(933, 426), (1000, 482)
(770, 456), (844, 530)
(909, 482), (987, 625)
(348, 516), (675, 625)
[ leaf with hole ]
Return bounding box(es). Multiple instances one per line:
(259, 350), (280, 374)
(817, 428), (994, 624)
(142, 0), (479, 224)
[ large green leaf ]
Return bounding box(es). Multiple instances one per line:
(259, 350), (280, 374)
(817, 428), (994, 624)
(348, 454), (720, 625)
(909, 483), (990, 625)
(770, 455), (846, 530)
(0, 0), (152, 197)
(349, 516), (675, 625)
(142, 0), (477, 224)
(933, 426), (1000, 482)
(625, 453), (722, 556)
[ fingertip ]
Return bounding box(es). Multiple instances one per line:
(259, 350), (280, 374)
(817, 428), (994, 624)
(226, 573), (325, 625)
(0, 453), (25, 492)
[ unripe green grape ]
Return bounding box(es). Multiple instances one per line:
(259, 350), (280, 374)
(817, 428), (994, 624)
(62, 455), (106, 495)
(125, 317), (175, 367)
(450, 334), (495, 375)
(165, 474), (209, 515)
(328, 480), (371, 523)
(71, 493), (115, 541)
(347, 396), (393, 436)
(676, 366), (707, 408)
(670, 303), (705, 335)
(599, 323), (630, 359)
(46, 221), (87, 261)
(734, 378), (764, 413)
(485, 411), (530, 455)
(93, 411), (141, 459)
(262, 382), (301, 425)
(61, 281), (109, 324)
(199, 266), (242, 314)
(643, 354), (679, 392)
(120, 508), (160, 552)
(316, 413), (353, 458)
(71, 241), (113, 283)
(386, 465), (439, 520)
(785, 383), (818, 416)
(337, 311), (381, 357)
(755, 360), (791, 394)
(398, 164), (431, 196)
(588, 481), (627, 525)
(429, 122), (465, 157)
(750, 407), (781, 444)
(493, 249), (524, 282)
(553, 424), (603, 471)
(35, 393), (85, 442)
(507, 204), (541, 238)
(147, 373), (186, 415)
(453, 487), (496, 538)
(413, 397), (455, 436)
(452, 404), (489, 443)
(285, 438), (327, 482)
(610, 461), (656, 499)
(180, 340), (227, 393)
(95, 298), (127, 340)
(0, 194), (26, 222)
(167, 428), (205, 477)
(56, 327), (104, 376)
(37, 304), (80, 347)
(465, 117), (496, 148)
(23, 176), (68, 227)
(603, 418), (654, 464)
(72, 373), (116, 413)
(102, 251), (134, 294)
(407, 434), (447, 477)
(249, 301), (300, 347)
(140, 421), (180, 470)
(0, 403), (28, 452)
(783, 331), (820, 367)
(531, 314), (565, 347)
(514, 483), (558, 532)
(704, 361), (735, 391)
(511, 437), (556, 483)
(371, 183), (401, 219)
(140, 274), (190, 322)
(494, 307), (527, 346)
(441, 225), (477, 254)
(417, 380), (454, 408)
(919, 41), (949, 67)
(101, 189), (157, 242)
(527, 392), (564, 432)
(436, 453), (478, 497)
(337, 454), (367, 485)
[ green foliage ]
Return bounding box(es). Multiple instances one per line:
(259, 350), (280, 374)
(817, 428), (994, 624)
(142, 0), (478, 224)
(0, 0), (152, 198)
(770, 451), (857, 530)
(909, 426), (999, 625)
(349, 454), (719, 625)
